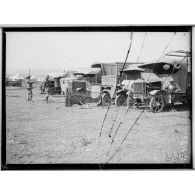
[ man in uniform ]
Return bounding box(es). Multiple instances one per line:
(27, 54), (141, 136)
(166, 78), (180, 111)
(26, 75), (33, 101)
(44, 75), (50, 103)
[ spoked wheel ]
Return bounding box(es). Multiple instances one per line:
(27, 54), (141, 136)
(115, 94), (127, 106)
(149, 95), (165, 113)
(126, 95), (134, 108)
(102, 93), (111, 106)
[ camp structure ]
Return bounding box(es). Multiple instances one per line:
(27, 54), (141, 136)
(6, 74), (25, 87)
(45, 70), (77, 95)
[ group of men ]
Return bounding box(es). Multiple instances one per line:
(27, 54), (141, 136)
(26, 75), (50, 103)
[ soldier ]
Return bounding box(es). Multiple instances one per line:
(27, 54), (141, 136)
(166, 78), (180, 111)
(44, 75), (50, 103)
(26, 75), (33, 101)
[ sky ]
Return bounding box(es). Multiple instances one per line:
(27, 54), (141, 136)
(6, 31), (190, 76)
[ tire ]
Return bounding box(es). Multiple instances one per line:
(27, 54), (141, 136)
(149, 95), (165, 113)
(102, 93), (111, 106)
(115, 94), (127, 106)
(126, 95), (134, 108)
(80, 96), (86, 105)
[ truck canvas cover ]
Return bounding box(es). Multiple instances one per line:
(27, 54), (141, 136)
(91, 63), (123, 75)
(138, 58), (189, 93)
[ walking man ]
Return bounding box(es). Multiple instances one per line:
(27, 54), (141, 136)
(44, 75), (50, 103)
(26, 75), (33, 101)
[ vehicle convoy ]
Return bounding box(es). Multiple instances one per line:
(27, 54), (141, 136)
(119, 50), (191, 113)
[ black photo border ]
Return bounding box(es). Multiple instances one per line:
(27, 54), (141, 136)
(1, 25), (193, 170)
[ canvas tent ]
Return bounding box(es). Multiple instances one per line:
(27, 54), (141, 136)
(49, 70), (76, 79)
(49, 70), (76, 88)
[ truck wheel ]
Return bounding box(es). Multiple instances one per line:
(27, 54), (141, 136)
(126, 95), (133, 108)
(149, 95), (165, 113)
(102, 93), (111, 106)
(80, 96), (86, 105)
(115, 94), (127, 106)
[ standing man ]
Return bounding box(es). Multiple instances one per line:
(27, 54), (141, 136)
(44, 75), (50, 103)
(167, 78), (180, 111)
(26, 75), (33, 101)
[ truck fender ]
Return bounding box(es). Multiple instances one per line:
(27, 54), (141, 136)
(117, 89), (126, 96)
(102, 90), (112, 99)
(149, 90), (170, 104)
(102, 89), (110, 96)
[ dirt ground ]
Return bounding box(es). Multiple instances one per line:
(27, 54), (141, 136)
(6, 87), (191, 164)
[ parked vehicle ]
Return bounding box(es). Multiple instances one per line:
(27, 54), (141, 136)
(126, 50), (191, 113)
(91, 63), (126, 105)
(115, 78), (162, 107)
(60, 77), (101, 106)
(91, 62), (144, 105)
(115, 67), (145, 106)
(126, 79), (162, 111)
(115, 50), (191, 113)
(101, 75), (118, 105)
(39, 79), (61, 95)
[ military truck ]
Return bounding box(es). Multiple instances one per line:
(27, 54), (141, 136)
(124, 50), (191, 113)
(91, 62), (142, 105)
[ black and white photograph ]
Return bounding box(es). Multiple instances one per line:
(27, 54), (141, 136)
(1, 26), (193, 169)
